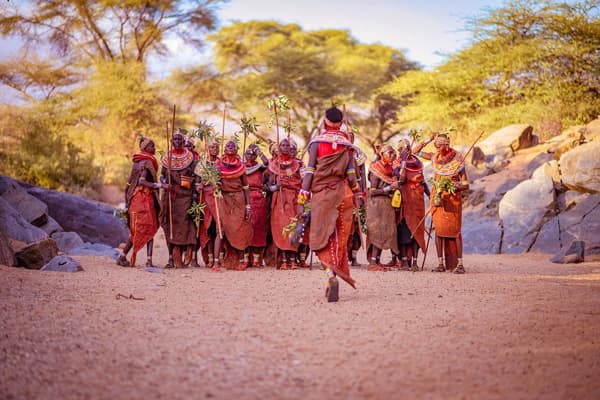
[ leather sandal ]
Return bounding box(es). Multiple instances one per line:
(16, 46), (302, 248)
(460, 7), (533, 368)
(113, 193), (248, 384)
(454, 265), (466, 274)
(327, 277), (339, 303)
(432, 264), (446, 272)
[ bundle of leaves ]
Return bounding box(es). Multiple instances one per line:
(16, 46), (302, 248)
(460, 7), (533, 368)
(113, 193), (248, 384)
(282, 202), (310, 238)
(196, 155), (222, 199)
(353, 205), (367, 234)
(187, 202), (207, 227)
(429, 176), (457, 205)
(267, 95), (290, 128)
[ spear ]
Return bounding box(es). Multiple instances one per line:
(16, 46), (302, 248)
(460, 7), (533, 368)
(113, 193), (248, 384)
(166, 121), (173, 241)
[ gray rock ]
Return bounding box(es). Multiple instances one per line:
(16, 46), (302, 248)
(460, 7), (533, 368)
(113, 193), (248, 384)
(0, 197), (48, 243)
(551, 240), (585, 264)
(526, 153), (554, 177)
(51, 231), (85, 253)
(478, 124), (534, 161)
(144, 267), (164, 273)
(462, 214), (501, 254)
(530, 217), (561, 254)
(0, 226), (15, 267)
(0, 175), (48, 226)
(39, 216), (64, 236)
(586, 242), (600, 262)
(26, 186), (129, 247)
(41, 255), (83, 272)
(532, 194), (600, 254)
(560, 140), (600, 193)
(499, 168), (555, 253)
(69, 243), (119, 259)
(14, 238), (59, 269)
(557, 191), (589, 212)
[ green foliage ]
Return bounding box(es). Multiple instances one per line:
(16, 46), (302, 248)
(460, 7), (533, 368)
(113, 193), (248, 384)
(0, 104), (102, 194)
(383, 0), (599, 143)
(429, 176), (457, 205)
(177, 21), (419, 145)
(187, 202), (207, 227)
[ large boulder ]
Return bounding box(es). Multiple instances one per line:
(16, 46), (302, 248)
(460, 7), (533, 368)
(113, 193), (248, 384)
(462, 214), (501, 254)
(545, 126), (586, 160)
(478, 124), (534, 161)
(14, 238), (59, 269)
(41, 255), (83, 272)
(582, 118), (600, 142)
(499, 164), (556, 253)
(0, 226), (16, 267)
(51, 231), (84, 253)
(559, 140), (600, 193)
(532, 194), (600, 254)
(0, 197), (49, 243)
(26, 186), (129, 247)
(0, 175), (48, 226)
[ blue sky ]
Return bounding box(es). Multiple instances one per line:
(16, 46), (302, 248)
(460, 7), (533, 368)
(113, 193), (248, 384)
(0, 0), (506, 80)
(216, 0), (506, 68)
(152, 0), (506, 76)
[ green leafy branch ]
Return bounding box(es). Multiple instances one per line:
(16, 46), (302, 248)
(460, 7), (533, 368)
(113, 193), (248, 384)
(193, 120), (217, 142)
(353, 206), (367, 234)
(282, 202), (310, 238)
(267, 95), (290, 128)
(187, 202), (207, 227)
(429, 176), (456, 205)
(197, 155), (223, 199)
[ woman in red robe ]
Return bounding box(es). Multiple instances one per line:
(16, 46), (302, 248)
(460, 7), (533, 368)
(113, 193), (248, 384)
(297, 107), (362, 302)
(117, 138), (161, 268)
(268, 138), (303, 269)
(244, 144), (269, 267)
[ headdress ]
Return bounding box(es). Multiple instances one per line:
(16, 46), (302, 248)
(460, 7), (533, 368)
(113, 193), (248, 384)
(139, 137), (153, 151)
(434, 134), (450, 147)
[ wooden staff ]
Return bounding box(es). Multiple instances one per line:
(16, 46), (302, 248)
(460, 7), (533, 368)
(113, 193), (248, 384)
(421, 218), (434, 271)
(342, 104), (350, 134)
(214, 193), (223, 240)
(221, 106), (226, 154)
(166, 121), (173, 241)
(242, 116), (247, 160)
(274, 101), (280, 145)
(287, 111), (291, 140)
(172, 105), (176, 140)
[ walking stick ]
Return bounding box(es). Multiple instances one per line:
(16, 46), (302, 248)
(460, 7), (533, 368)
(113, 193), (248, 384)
(214, 195), (223, 239)
(166, 121), (173, 241)
(421, 217), (434, 271)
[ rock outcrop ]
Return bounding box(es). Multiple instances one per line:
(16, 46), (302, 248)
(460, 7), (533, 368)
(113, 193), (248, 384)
(559, 140), (600, 193)
(0, 197), (48, 244)
(26, 186), (128, 247)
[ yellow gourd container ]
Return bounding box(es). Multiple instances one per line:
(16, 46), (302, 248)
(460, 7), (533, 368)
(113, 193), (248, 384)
(391, 189), (402, 208)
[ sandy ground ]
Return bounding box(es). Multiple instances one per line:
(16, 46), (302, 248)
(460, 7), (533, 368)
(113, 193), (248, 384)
(1, 234), (600, 400)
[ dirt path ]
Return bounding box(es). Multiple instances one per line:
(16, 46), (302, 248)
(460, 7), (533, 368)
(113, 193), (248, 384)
(1, 237), (599, 399)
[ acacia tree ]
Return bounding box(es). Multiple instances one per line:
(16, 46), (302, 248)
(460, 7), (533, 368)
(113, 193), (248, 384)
(383, 0), (599, 140)
(174, 21), (419, 145)
(0, 0), (224, 186)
